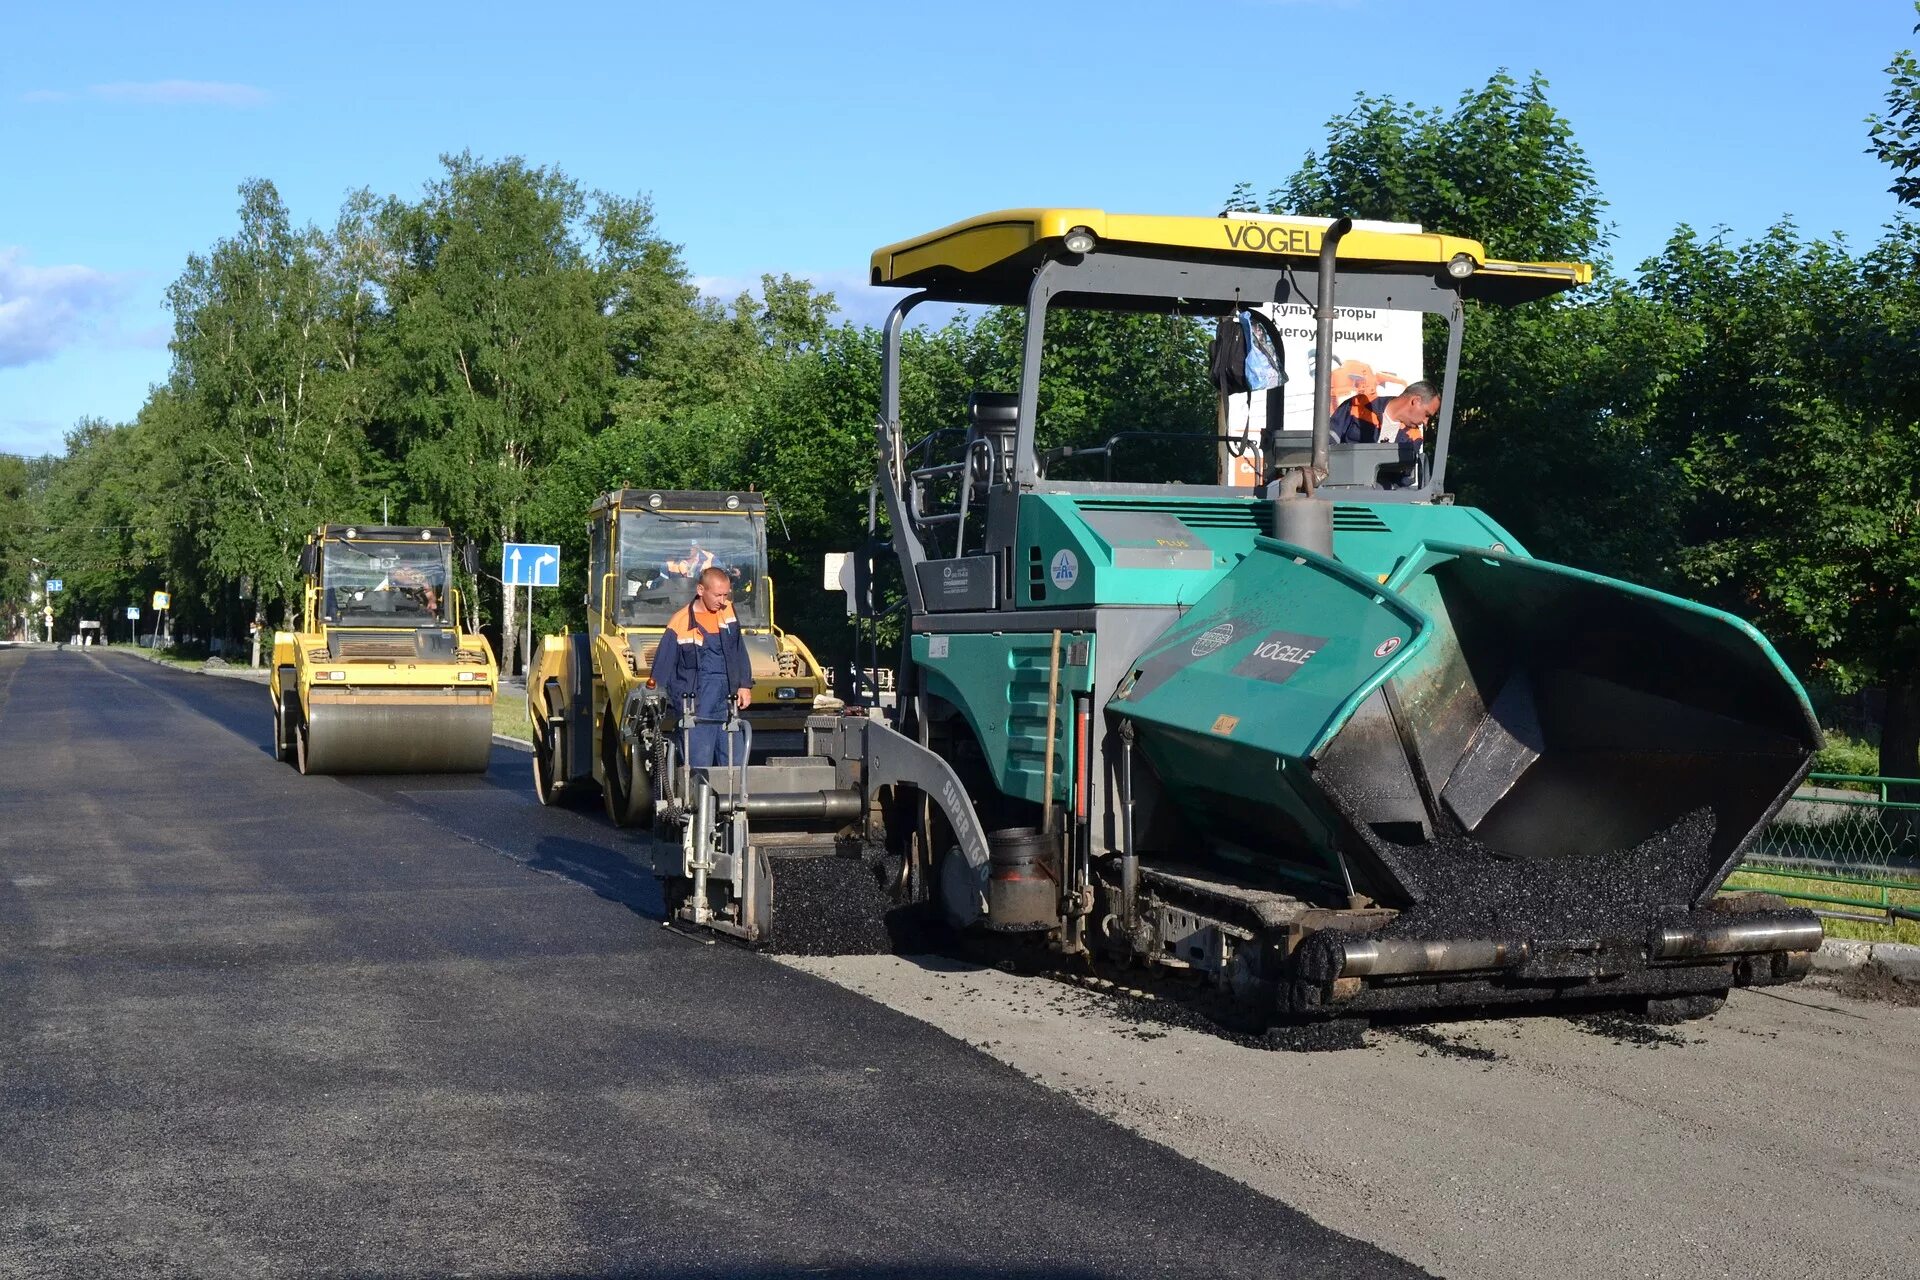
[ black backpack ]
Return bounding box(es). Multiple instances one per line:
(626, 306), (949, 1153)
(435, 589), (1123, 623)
(1209, 309), (1285, 398)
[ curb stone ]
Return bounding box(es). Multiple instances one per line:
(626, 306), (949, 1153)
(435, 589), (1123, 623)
(1869, 941), (1920, 982)
(1811, 937), (1920, 983)
(115, 647), (271, 683)
(1811, 939), (1874, 972)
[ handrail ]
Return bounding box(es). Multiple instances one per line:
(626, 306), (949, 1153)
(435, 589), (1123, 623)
(908, 436), (998, 554)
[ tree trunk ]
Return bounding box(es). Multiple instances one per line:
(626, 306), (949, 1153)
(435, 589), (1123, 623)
(1880, 661), (1920, 803)
(500, 526), (517, 677)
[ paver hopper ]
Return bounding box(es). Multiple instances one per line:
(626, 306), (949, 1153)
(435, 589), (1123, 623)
(270, 525), (496, 774)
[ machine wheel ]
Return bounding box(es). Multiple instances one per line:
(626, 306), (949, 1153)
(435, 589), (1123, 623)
(294, 714), (313, 776)
(272, 697), (292, 763)
(602, 717), (652, 828)
(532, 719), (562, 805)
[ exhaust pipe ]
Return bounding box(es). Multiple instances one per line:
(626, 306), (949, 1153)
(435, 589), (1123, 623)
(1311, 216), (1352, 482)
(1268, 216), (1350, 560)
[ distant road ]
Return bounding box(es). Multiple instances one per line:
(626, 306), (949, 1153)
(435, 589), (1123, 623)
(0, 647), (1417, 1279)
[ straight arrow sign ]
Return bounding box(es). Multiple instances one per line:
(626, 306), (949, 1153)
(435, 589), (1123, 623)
(501, 542), (561, 587)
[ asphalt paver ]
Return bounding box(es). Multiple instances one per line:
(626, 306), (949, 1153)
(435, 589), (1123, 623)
(0, 647), (1424, 1279)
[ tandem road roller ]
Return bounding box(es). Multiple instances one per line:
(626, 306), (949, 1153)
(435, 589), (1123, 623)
(526, 490), (834, 828)
(607, 208), (1827, 1027)
(270, 524), (497, 774)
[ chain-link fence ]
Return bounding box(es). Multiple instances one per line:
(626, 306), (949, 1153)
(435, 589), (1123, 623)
(1729, 774), (1920, 942)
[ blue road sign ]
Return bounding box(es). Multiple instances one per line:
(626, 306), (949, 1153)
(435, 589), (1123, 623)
(502, 542), (560, 587)
(126, 605), (141, 620)
(46, 578), (62, 593)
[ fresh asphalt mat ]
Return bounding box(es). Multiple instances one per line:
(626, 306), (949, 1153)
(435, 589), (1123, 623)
(0, 647), (1425, 1279)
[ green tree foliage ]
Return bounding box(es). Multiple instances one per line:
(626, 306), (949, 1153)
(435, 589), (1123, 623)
(1273, 71), (1607, 264)
(1244, 72), (1656, 575)
(1651, 221), (1920, 785)
(0, 453), (33, 630)
(1868, 5), (1920, 208)
(30, 418), (173, 636)
(377, 155), (703, 663)
(379, 154), (620, 650)
(161, 179), (377, 628)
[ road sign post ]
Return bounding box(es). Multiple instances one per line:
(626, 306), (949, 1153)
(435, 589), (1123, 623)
(502, 543), (561, 677)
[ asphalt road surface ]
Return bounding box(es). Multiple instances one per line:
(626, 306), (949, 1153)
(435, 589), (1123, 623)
(0, 647), (1422, 1279)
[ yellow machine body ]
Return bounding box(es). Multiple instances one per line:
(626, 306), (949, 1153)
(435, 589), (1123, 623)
(526, 490), (832, 821)
(269, 524), (497, 775)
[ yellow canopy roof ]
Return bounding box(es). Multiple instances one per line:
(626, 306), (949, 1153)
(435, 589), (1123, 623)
(870, 208), (1593, 306)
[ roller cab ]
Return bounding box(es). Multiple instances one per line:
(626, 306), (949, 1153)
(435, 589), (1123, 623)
(270, 525), (496, 775)
(527, 491), (835, 822)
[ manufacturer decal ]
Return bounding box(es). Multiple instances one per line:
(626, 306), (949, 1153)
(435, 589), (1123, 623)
(1211, 714), (1240, 736)
(1374, 636), (1401, 658)
(1191, 621), (1236, 658)
(1222, 223), (1321, 255)
(1229, 630), (1329, 685)
(928, 636), (950, 659)
(1050, 549), (1079, 590)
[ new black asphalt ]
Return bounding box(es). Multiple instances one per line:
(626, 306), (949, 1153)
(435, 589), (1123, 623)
(0, 647), (1425, 1279)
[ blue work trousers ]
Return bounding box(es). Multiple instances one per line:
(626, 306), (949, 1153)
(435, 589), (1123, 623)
(683, 671), (744, 769)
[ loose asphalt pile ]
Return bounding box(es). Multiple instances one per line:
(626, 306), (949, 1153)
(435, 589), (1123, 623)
(762, 853), (896, 956)
(1377, 806), (1723, 943)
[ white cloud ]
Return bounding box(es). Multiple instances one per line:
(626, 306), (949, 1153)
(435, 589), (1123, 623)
(19, 80), (270, 107)
(0, 249), (136, 369)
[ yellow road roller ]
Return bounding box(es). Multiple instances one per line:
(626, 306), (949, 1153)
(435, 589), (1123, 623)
(270, 524), (497, 774)
(527, 489), (833, 823)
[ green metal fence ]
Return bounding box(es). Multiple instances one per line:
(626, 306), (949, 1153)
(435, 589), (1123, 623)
(1747, 773), (1920, 869)
(1727, 774), (1920, 941)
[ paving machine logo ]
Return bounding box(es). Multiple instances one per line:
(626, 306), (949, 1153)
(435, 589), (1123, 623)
(1191, 621), (1235, 658)
(1050, 549), (1079, 589)
(1230, 629), (1329, 684)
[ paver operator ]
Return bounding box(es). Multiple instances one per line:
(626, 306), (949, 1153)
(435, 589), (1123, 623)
(649, 565), (753, 768)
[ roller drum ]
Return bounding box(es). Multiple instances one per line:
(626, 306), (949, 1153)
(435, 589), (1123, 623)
(302, 693), (493, 774)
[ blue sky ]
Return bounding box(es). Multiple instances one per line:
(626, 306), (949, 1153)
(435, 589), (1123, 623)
(2, 0), (1914, 457)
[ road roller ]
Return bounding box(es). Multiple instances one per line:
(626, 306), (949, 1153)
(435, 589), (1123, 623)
(270, 524), (496, 774)
(639, 208), (1825, 1025)
(526, 490), (834, 826)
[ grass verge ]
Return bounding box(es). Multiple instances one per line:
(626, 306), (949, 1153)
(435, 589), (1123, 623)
(1724, 868), (1920, 945)
(492, 689), (531, 743)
